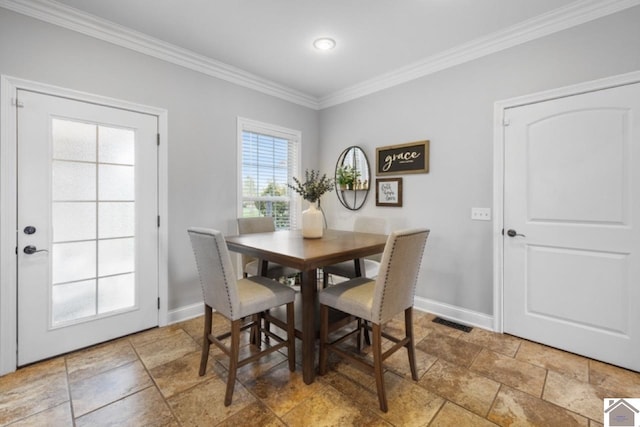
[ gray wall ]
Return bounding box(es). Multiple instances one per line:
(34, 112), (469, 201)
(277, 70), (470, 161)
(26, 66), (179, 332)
(319, 6), (640, 317)
(0, 9), (319, 311)
(2, 5), (640, 321)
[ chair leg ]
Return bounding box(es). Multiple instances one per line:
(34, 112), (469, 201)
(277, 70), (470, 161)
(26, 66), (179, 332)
(224, 319), (241, 406)
(250, 314), (261, 346)
(322, 271), (329, 288)
(286, 302), (296, 371)
(264, 309), (271, 343)
(372, 323), (388, 412)
(356, 318), (362, 353)
(318, 304), (329, 375)
(363, 320), (371, 346)
(405, 307), (418, 381)
(199, 304), (212, 376)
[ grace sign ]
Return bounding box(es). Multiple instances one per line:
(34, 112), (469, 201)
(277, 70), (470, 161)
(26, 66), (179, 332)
(376, 140), (429, 175)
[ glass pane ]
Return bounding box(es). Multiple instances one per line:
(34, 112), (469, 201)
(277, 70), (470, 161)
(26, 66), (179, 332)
(52, 279), (96, 324)
(52, 202), (96, 242)
(98, 238), (134, 277)
(52, 119), (96, 162)
(99, 164), (134, 200)
(98, 274), (135, 313)
(52, 241), (96, 284)
(99, 126), (135, 165)
(99, 202), (135, 239)
(52, 161), (96, 201)
(241, 129), (296, 230)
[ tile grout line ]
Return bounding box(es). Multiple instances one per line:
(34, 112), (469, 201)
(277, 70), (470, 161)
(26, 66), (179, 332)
(126, 335), (185, 426)
(63, 357), (78, 427)
(484, 383), (504, 422)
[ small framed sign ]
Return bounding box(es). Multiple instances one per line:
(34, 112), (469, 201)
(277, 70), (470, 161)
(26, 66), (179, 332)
(376, 178), (403, 207)
(376, 140), (429, 175)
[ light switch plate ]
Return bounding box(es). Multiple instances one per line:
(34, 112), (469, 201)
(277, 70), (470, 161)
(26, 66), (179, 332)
(471, 208), (491, 221)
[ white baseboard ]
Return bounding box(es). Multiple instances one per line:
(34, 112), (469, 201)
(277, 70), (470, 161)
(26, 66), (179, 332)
(167, 297), (495, 332)
(167, 302), (203, 324)
(414, 296), (494, 331)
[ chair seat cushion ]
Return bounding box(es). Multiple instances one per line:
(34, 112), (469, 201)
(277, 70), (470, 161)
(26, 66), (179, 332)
(318, 277), (375, 322)
(323, 259), (380, 279)
(235, 276), (296, 320)
(244, 259), (299, 279)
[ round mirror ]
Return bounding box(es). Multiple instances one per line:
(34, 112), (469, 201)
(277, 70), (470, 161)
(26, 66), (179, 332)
(335, 146), (370, 210)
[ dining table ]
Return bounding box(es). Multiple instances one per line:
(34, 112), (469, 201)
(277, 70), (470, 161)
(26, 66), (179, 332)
(225, 228), (387, 384)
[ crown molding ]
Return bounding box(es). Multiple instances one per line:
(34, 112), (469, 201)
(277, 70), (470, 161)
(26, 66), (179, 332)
(0, 0), (320, 110)
(2, 0), (638, 111)
(318, 0), (640, 109)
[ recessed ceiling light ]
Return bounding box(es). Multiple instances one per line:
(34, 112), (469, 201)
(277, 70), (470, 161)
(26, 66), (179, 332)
(313, 38), (336, 51)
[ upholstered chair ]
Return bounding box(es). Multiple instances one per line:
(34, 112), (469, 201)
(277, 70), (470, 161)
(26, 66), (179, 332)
(322, 216), (387, 287)
(187, 227), (296, 406)
(237, 217), (299, 279)
(318, 228), (429, 412)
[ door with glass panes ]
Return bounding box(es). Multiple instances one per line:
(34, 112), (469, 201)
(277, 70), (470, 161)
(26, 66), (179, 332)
(17, 90), (158, 366)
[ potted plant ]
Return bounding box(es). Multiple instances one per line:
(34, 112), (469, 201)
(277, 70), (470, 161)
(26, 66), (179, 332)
(288, 170), (334, 238)
(336, 165), (360, 190)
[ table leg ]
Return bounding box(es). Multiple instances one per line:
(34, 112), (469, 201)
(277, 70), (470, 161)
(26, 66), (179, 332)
(353, 258), (363, 277)
(300, 268), (317, 384)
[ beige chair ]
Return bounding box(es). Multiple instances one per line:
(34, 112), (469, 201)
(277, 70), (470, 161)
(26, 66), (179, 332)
(237, 217), (299, 279)
(187, 227), (296, 406)
(318, 228), (430, 412)
(322, 216), (387, 287)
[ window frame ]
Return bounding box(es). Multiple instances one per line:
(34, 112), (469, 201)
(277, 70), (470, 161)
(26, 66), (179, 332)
(237, 117), (301, 230)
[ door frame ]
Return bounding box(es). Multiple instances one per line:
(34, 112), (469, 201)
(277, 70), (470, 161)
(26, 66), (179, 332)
(0, 75), (169, 375)
(492, 70), (640, 334)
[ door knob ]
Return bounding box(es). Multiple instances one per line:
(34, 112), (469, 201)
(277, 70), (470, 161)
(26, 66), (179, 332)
(506, 229), (526, 238)
(23, 245), (49, 255)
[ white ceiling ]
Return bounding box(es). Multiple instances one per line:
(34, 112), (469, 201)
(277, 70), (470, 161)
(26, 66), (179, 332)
(4, 0), (636, 108)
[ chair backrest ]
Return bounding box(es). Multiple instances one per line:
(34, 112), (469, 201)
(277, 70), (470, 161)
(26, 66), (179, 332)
(237, 217), (276, 272)
(372, 228), (429, 323)
(188, 227), (238, 319)
(237, 217), (276, 234)
(354, 216), (387, 261)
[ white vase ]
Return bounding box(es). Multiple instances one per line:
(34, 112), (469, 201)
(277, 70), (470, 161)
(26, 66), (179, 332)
(302, 202), (323, 238)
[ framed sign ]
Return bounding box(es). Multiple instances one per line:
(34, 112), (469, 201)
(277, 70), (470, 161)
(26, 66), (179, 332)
(376, 178), (403, 207)
(376, 140), (429, 175)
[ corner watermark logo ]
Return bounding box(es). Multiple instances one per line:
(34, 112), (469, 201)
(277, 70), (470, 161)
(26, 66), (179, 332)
(604, 398), (640, 427)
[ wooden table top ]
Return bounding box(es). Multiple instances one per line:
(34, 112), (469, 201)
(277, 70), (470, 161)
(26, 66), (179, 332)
(225, 228), (387, 271)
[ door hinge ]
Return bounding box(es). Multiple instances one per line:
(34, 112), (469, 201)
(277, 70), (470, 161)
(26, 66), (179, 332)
(157, 215), (160, 227)
(157, 133), (160, 146)
(11, 98), (24, 108)
(503, 118), (511, 127)
(157, 297), (160, 310)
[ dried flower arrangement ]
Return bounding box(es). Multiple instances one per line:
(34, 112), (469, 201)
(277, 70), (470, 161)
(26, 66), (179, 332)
(288, 169), (334, 203)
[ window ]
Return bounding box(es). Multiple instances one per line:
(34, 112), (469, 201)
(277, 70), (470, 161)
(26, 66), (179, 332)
(238, 118), (301, 229)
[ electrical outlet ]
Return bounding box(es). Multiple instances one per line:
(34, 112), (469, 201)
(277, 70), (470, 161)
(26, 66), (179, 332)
(471, 208), (491, 221)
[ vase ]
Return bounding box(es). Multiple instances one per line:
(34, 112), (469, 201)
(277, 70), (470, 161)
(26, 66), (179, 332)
(302, 202), (323, 238)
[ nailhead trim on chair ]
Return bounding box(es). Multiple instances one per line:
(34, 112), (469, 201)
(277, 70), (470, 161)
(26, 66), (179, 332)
(377, 239), (396, 324)
(377, 230), (428, 324)
(189, 229), (235, 319)
(212, 235), (235, 319)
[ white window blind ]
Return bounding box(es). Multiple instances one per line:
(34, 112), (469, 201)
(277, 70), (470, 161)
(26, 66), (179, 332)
(238, 118), (300, 230)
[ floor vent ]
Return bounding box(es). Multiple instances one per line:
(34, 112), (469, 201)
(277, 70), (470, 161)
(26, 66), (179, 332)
(432, 317), (473, 333)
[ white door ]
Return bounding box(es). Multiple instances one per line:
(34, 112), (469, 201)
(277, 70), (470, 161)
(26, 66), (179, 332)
(503, 82), (640, 371)
(17, 90), (159, 366)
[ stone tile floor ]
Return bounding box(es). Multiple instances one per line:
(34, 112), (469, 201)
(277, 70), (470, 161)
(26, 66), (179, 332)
(1, 310), (639, 426)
